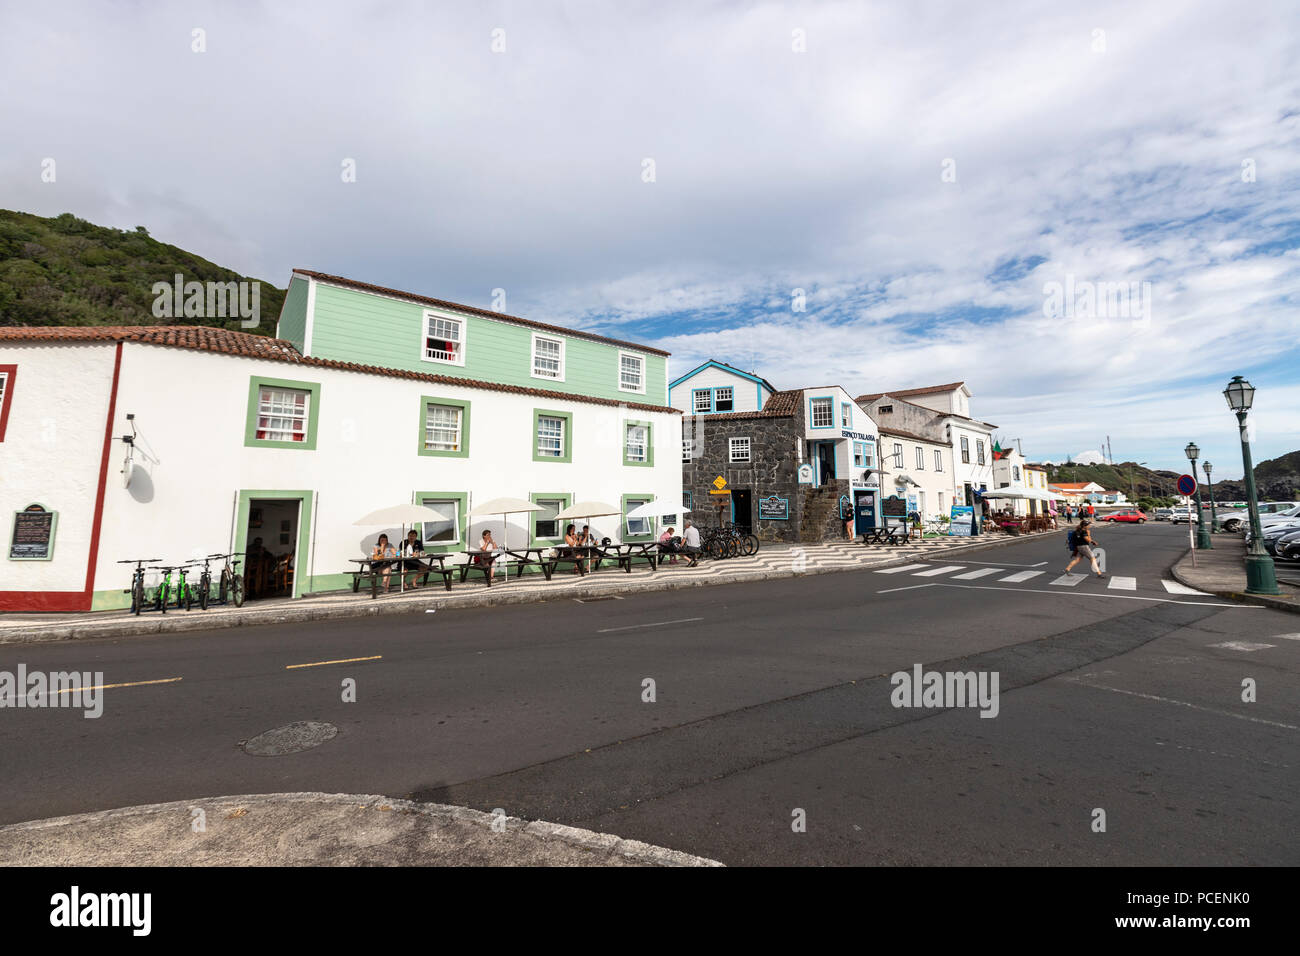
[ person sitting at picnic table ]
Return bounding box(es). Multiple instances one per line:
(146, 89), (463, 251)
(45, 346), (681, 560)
(679, 518), (701, 566)
(563, 524), (585, 574)
(474, 529), (498, 585)
(371, 533), (398, 592)
(401, 529), (425, 588)
(658, 526), (680, 564)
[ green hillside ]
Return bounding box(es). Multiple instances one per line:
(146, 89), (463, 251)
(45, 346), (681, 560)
(1038, 456), (1299, 504)
(0, 209), (283, 334)
(1038, 460), (1180, 497)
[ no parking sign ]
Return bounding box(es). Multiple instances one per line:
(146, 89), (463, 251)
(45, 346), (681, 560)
(1177, 474), (1197, 496)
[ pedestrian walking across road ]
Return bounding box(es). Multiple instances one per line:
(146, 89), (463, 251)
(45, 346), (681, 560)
(1064, 518), (1106, 578)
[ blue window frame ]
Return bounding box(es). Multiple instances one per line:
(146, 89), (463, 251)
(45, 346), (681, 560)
(809, 395), (835, 429)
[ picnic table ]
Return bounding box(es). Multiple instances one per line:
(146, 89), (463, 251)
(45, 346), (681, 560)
(348, 554), (453, 598)
(594, 542), (660, 573)
(459, 548), (503, 586)
(862, 519), (911, 545)
(547, 544), (599, 577)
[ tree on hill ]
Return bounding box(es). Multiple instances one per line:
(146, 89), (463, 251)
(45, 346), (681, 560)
(0, 209), (284, 334)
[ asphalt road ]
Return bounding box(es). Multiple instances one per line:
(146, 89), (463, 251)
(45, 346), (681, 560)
(1, 522), (1296, 865)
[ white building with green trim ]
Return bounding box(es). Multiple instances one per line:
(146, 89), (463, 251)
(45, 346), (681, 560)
(0, 271), (682, 612)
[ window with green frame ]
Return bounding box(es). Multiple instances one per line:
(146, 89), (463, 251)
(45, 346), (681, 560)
(530, 492), (572, 544)
(622, 492), (654, 539)
(533, 408), (573, 462)
(244, 376), (321, 449)
(623, 420), (654, 466)
(417, 396), (471, 457)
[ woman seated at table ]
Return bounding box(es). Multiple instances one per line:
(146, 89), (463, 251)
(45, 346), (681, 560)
(658, 526), (680, 564)
(371, 534), (397, 592)
(474, 529), (497, 585)
(563, 524), (584, 574)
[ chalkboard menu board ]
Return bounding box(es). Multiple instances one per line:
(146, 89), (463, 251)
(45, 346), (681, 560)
(881, 495), (907, 518)
(758, 495), (789, 520)
(10, 505), (56, 560)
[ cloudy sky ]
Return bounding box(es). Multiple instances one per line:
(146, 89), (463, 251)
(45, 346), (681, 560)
(3, 0), (1297, 476)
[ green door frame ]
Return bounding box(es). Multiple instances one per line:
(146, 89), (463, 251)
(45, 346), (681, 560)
(234, 489), (314, 600)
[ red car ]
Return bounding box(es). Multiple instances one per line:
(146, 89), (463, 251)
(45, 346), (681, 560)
(1101, 510), (1147, 523)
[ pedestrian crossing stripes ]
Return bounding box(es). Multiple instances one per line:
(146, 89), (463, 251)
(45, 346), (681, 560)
(998, 570), (1044, 583)
(952, 567), (1002, 580)
(867, 562), (1232, 600)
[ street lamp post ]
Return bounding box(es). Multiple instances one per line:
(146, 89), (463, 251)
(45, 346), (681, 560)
(1223, 376), (1279, 595)
(1184, 441), (1212, 550)
(1203, 461), (1218, 532)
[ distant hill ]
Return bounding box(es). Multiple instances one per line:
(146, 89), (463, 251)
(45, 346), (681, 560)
(1037, 454), (1300, 503)
(0, 209), (284, 334)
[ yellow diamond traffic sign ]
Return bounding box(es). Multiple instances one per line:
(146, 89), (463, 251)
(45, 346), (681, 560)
(712, 476), (727, 490)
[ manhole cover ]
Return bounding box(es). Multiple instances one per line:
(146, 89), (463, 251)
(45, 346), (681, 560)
(240, 720), (338, 756)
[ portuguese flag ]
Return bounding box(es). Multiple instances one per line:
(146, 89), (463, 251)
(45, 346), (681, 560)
(992, 440), (1006, 460)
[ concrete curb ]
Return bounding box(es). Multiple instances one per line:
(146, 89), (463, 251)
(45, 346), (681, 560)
(1169, 558), (1300, 614)
(0, 792), (725, 867)
(0, 529), (1062, 644)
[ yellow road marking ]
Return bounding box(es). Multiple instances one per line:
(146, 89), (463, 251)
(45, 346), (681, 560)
(285, 655), (382, 670)
(54, 677), (183, 695)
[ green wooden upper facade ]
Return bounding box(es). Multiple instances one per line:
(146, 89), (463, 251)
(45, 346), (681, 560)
(276, 272), (668, 405)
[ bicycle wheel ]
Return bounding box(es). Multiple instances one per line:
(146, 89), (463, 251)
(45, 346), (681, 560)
(743, 534), (759, 556)
(726, 537), (739, 558)
(179, 584), (192, 611)
(219, 568), (231, 604)
(229, 573), (244, 608)
(131, 576), (145, 615)
(198, 573), (210, 610)
(708, 537), (726, 560)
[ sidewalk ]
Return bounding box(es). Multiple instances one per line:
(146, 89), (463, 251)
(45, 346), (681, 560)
(1171, 534), (1300, 613)
(0, 529), (1063, 644)
(0, 793), (722, 867)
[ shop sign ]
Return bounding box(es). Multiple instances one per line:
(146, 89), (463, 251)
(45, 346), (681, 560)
(758, 495), (789, 520)
(10, 504), (57, 560)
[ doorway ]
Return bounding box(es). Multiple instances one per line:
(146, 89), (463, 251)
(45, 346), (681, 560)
(236, 491), (312, 601)
(731, 489), (752, 531)
(817, 442), (836, 484)
(853, 490), (877, 536)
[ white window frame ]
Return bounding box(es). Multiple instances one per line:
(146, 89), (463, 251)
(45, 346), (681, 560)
(256, 386), (310, 443)
(420, 497), (461, 547)
(618, 351), (646, 393)
(892, 442), (903, 467)
(537, 415), (565, 458)
(841, 402), (851, 427)
(533, 497), (566, 540)
(422, 310), (466, 367)
(915, 446), (924, 470)
(423, 402), (463, 452)
(530, 333), (565, 382)
(693, 389), (712, 414)
(714, 386), (734, 412)
(934, 449), (943, 472)
(682, 438), (693, 462)
(626, 497), (652, 536)
(960, 436), (970, 464)
(729, 437), (751, 463)
(977, 440), (986, 466)
(625, 423), (649, 463)
(811, 397), (833, 428)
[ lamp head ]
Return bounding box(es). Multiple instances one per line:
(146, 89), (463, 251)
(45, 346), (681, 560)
(1223, 375), (1254, 413)
(1184, 441), (1199, 462)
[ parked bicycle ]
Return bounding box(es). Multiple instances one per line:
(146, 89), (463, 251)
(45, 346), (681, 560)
(211, 552), (245, 608)
(151, 565), (180, 613)
(118, 558), (160, 615)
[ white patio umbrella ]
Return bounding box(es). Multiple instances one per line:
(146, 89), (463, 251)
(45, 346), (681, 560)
(554, 500), (621, 543)
(624, 498), (689, 536)
(467, 497), (543, 580)
(353, 503), (453, 593)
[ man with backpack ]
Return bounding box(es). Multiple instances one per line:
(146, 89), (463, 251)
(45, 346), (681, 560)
(1065, 518), (1106, 577)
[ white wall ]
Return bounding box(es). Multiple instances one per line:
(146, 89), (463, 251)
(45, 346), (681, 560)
(89, 343), (682, 602)
(0, 343), (117, 595)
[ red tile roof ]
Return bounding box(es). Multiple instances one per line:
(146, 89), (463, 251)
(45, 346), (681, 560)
(295, 270), (670, 357)
(0, 326), (680, 414)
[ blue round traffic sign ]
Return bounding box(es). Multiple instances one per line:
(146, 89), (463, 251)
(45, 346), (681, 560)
(1177, 474), (1197, 496)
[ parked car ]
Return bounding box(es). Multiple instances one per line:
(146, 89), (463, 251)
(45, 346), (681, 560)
(1219, 502), (1300, 533)
(1275, 528), (1300, 561)
(1101, 509), (1147, 523)
(1169, 508), (1197, 524)
(1258, 521), (1300, 555)
(1153, 508), (1174, 521)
